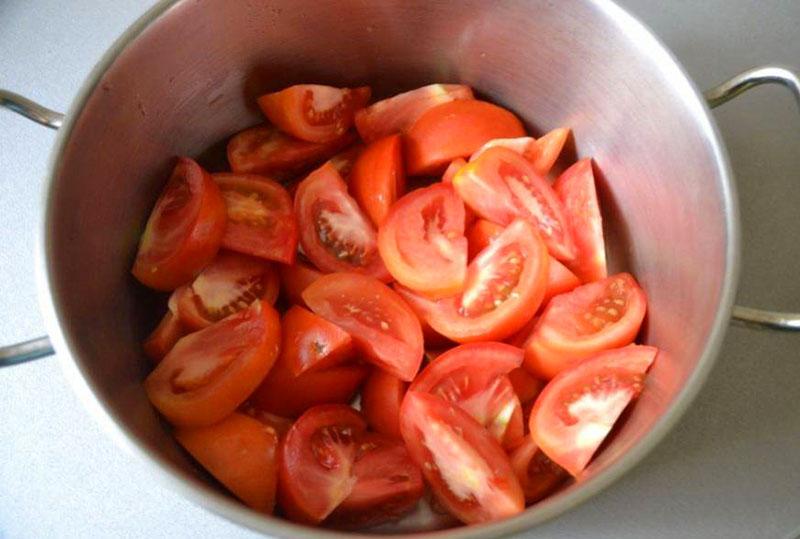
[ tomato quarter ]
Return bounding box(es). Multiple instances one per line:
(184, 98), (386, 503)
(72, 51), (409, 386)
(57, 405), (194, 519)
(143, 308), (186, 363)
(508, 436), (567, 503)
(350, 134), (406, 226)
(282, 305), (355, 375)
(280, 258), (325, 307)
(360, 369), (408, 439)
(442, 157), (467, 184)
(507, 367), (545, 404)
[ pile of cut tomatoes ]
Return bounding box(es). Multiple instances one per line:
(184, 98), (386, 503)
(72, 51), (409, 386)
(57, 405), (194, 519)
(132, 82), (657, 528)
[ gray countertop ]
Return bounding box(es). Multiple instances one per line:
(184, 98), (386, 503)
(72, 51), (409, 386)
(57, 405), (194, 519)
(1, 1), (799, 538)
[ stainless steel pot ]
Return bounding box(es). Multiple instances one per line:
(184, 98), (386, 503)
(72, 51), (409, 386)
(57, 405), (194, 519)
(1, 0), (798, 536)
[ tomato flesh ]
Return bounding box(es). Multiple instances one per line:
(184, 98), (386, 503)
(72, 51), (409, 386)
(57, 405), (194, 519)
(508, 435), (567, 503)
(507, 367), (545, 404)
(350, 134), (406, 227)
(282, 305), (355, 375)
(328, 143), (364, 178)
(360, 369), (408, 439)
(530, 127), (570, 176)
(143, 309), (186, 362)
(280, 258), (325, 307)
(442, 157), (467, 184)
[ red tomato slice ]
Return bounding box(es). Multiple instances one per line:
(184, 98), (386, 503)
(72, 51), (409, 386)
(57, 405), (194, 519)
(350, 134), (406, 226)
(466, 219), (504, 261)
(279, 405), (368, 523)
(175, 412), (279, 513)
(395, 283), (455, 349)
(378, 183), (467, 298)
(174, 251), (279, 331)
(144, 301), (281, 427)
(303, 273), (424, 381)
(508, 435), (567, 503)
(453, 146), (577, 261)
(399, 391), (524, 524)
(530, 345), (658, 476)
(258, 85), (371, 143)
(294, 163), (389, 280)
(213, 173), (297, 264)
(240, 404), (294, 439)
(405, 100), (526, 176)
(530, 127), (570, 176)
(328, 143), (364, 179)
(132, 157), (227, 290)
(282, 305), (354, 375)
(507, 367), (545, 404)
(360, 369), (408, 439)
(524, 273), (647, 379)
(397, 219), (548, 342)
(328, 432), (424, 528)
(553, 158), (607, 282)
(471, 137), (537, 164)
(279, 258), (325, 307)
(354, 84), (474, 143)
(442, 157), (467, 184)
(143, 309), (187, 363)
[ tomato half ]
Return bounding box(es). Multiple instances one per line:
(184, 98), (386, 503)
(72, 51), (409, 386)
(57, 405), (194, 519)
(350, 134), (406, 226)
(280, 258), (325, 307)
(470, 128), (570, 177)
(553, 158), (607, 282)
(354, 83), (474, 143)
(399, 391), (524, 524)
(258, 85), (371, 143)
(132, 157), (227, 290)
(214, 173), (297, 264)
(328, 432), (424, 528)
(360, 369), (407, 439)
(294, 163), (389, 279)
(282, 305), (354, 375)
(530, 345), (657, 476)
(453, 146), (577, 261)
(279, 405), (368, 523)
(442, 157), (467, 184)
(175, 412), (279, 513)
(143, 309), (186, 363)
(524, 273), (647, 379)
(303, 273), (424, 381)
(378, 183), (467, 298)
(507, 367), (545, 404)
(144, 301), (281, 427)
(397, 219), (548, 342)
(508, 436), (567, 503)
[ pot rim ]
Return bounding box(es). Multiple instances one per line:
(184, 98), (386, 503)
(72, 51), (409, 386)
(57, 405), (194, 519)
(34, 0), (740, 536)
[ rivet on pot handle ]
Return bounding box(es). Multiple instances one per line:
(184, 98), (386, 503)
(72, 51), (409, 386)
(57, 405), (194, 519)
(704, 66), (800, 331)
(0, 90), (61, 366)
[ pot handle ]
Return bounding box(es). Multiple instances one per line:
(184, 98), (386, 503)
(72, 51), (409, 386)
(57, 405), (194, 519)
(704, 66), (800, 331)
(0, 90), (62, 366)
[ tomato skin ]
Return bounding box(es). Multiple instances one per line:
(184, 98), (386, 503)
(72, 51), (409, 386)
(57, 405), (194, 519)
(279, 259), (324, 307)
(143, 309), (186, 362)
(507, 367), (545, 404)
(144, 301), (281, 427)
(240, 404), (294, 439)
(405, 100), (526, 176)
(350, 134), (406, 227)
(466, 219), (504, 261)
(258, 85), (371, 143)
(508, 435), (567, 503)
(524, 273), (647, 379)
(133, 157), (227, 291)
(530, 127), (570, 176)
(175, 412), (279, 513)
(282, 305), (354, 376)
(442, 157), (467, 184)
(360, 369), (407, 439)
(328, 143), (364, 179)
(530, 345), (657, 476)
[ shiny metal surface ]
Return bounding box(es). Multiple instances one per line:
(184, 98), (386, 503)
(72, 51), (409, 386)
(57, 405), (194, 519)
(0, 90), (64, 130)
(0, 336), (54, 367)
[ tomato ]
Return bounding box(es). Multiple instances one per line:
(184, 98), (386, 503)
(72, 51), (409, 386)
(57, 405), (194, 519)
(378, 183), (467, 298)
(280, 258), (324, 307)
(174, 251), (279, 331)
(175, 412), (279, 513)
(405, 100), (525, 176)
(350, 134), (406, 226)
(508, 436), (567, 503)
(294, 163), (389, 280)
(507, 367), (545, 404)
(303, 273), (424, 381)
(143, 309), (186, 362)
(399, 391), (524, 524)
(258, 85), (371, 143)
(453, 146), (577, 261)
(360, 369), (407, 439)
(410, 342), (524, 448)
(397, 219), (548, 342)
(328, 143), (364, 178)
(144, 301), (281, 427)
(213, 173), (297, 264)
(240, 404), (294, 439)
(530, 345), (657, 476)
(466, 219), (504, 261)
(442, 157), (467, 184)
(282, 305), (354, 375)
(279, 405), (368, 523)
(132, 157), (227, 290)
(354, 83), (474, 143)
(524, 273), (647, 379)
(226, 124), (355, 179)
(328, 433), (424, 528)
(553, 158), (607, 282)
(470, 127), (570, 177)
(396, 283), (454, 348)
(471, 137), (537, 164)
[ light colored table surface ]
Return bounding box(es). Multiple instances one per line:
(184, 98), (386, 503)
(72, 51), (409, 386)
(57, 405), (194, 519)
(1, 1), (799, 538)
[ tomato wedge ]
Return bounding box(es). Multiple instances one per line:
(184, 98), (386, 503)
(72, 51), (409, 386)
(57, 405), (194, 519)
(282, 305), (354, 375)
(553, 158), (607, 282)
(465, 219), (504, 261)
(143, 309), (186, 363)
(303, 273), (424, 381)
(294, 163), (389, 280)
(175, 412), (279, 513)
(399, 391), (524, 524)
(530, 345), (657, 476)
(350, 134), (406, 226)
(173, 251), (279, 331)
(360, 369), (408, 439)
(524, 273), (647, 379)
(442, 157), (467, 184)
(132, 157), (227, 290)
(405, 100), (526, 176)
(240, 404), (294, 439)
(508, 436), (567, 503)
(378, 183), (467, 298)
(328, 143), (364, 178)
(397, 219), (548, 342)
(279, 405), (368, 523)
(144, 301), (281, 427)
(280, 258), (324, 307)
(507, 367), (545, 404)
(471, 128), (570, 177)
(213, 173), (297, 264)
(258, 85), (371, 143)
